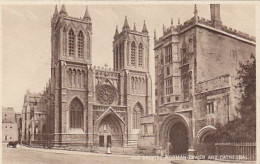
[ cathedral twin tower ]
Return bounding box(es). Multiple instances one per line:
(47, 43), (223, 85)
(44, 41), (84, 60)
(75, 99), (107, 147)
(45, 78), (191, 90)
(49, 5), (153, 148)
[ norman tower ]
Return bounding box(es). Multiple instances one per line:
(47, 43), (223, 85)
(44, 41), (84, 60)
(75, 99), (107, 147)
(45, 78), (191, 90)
(154, 4), (255, 155)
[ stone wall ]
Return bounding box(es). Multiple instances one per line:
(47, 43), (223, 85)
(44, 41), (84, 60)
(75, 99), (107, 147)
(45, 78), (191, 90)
(196, 26), (255, 82)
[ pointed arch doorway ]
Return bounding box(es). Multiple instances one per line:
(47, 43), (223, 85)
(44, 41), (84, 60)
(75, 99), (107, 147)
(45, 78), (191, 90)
(95, 108), (124, 147)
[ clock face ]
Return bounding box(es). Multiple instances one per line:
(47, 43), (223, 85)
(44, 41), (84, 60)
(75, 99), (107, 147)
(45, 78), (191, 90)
(97, 85), (115, 105)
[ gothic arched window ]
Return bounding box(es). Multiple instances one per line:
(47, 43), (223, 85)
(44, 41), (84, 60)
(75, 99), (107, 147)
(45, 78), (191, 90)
(63, 28), (67, 56)
(68, 29), (75, 57)
(131, 42), (136, 66)
(78, 31), (84, 58)
(132, 103), (143, 129)
(70, 98), (83, 129)
(138, 43), (143, 67)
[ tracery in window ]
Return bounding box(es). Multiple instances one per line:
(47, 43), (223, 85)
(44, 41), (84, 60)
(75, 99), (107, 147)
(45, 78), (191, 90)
(69, 29), (75, 57)
(70, 98), (83, 129)
(78, 31), (84, 58)
(138, 43), (143, 67)
(131, 42), (136, 66)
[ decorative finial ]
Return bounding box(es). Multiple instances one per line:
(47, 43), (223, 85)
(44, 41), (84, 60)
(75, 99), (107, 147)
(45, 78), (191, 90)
(123, 16), (130, 31)
(142, 20), (148, 33)
(60, 4), (67, 16)
(178, 18), (180, 25)
(133, 22), (136, 31)
(54, 5), (58, 15)
(163, 24), (165, 33)
(154, 30), (157, 40)
(114, 25), (119, 37)
(194, 4), (198, 15)
(83, 6), (91, 21)
(171, 18), (173, 26)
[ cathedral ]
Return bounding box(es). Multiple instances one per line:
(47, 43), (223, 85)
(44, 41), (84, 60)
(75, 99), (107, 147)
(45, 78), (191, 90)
(45, 5), (153, 148)
(21, 4), (255, 155)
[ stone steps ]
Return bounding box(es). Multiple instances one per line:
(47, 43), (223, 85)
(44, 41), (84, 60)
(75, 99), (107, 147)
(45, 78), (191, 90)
(126, 140), (138, 148)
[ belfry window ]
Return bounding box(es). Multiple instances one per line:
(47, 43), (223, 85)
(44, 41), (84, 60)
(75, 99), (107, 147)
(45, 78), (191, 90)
(138, 43), (143, 67)
(63, 28), (67, 56)
(131, 42), (136, 66)
(70, 98), (83, 129)
(78, 31), (84, 58)
(69, 29), (75, 57)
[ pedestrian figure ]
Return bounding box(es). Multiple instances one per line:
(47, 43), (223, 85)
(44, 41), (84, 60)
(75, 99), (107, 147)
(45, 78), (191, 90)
(107, 143), (111, 154)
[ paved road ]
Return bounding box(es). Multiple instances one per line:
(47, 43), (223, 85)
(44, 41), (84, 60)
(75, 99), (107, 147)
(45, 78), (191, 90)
(2, 144), (242, 164)
(2, 144), (172, 164)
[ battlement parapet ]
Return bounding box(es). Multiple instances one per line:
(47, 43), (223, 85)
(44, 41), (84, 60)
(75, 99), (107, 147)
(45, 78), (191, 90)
(92, 65), (120, 78)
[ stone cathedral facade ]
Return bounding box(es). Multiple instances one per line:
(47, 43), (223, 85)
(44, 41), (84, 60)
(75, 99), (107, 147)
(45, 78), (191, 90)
(46, 5), (153, 148)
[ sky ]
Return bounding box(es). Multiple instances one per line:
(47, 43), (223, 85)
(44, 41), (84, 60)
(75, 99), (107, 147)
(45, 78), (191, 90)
(2, 3), (256, 113)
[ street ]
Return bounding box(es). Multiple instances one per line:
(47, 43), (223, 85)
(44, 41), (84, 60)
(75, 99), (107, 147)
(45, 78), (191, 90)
(2, 144), (238, 164)
(2, 144), (171, 164)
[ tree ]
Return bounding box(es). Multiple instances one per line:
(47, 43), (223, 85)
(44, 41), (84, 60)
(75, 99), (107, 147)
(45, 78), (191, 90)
(215, 55), (256, 142)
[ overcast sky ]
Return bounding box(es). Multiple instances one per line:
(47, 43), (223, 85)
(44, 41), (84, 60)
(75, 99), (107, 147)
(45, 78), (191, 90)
(2, 3), (255, 113)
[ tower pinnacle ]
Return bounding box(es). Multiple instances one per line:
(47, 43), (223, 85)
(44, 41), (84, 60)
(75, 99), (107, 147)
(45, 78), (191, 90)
(122, 16), (130, 31)
(194, 4), (198, 15)
(114, 25), (119, 37)
(133, 23), (136, 31)
(142, 20), (148, 34)
(54, 5), (58, 16)
(60, 4), (68, 16)
(83, 6), (91, 21)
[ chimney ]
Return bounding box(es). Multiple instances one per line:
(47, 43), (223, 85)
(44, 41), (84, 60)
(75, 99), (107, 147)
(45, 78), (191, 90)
(210, 4), (222, 29)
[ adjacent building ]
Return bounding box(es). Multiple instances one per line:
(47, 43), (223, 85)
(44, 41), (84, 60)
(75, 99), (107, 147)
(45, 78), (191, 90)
(2, 107), (19, 142)
(154, 4), (255, 155)
(21, 90), (48, 145)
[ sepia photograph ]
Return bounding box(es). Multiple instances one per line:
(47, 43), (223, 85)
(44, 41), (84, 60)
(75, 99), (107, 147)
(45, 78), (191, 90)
(1, 2), (257, 164)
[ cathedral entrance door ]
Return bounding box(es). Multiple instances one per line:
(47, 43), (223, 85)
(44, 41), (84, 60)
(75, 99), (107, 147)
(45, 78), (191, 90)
(107, 135), (112, 147)
(99, 135), (104, 147)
